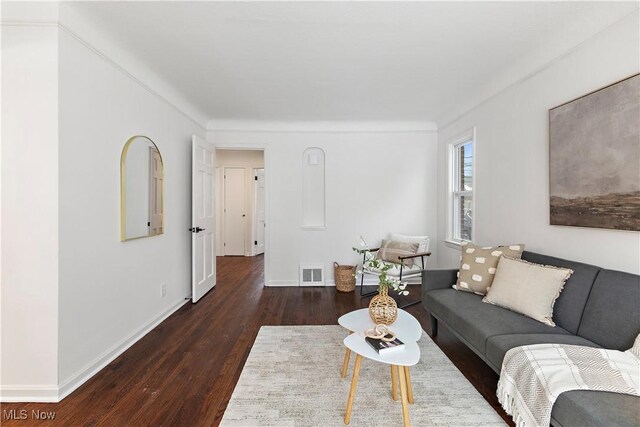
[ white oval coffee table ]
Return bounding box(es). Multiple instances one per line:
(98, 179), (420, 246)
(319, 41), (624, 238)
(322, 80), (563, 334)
(338, 308), (422, 343)
(338, 308), (422, 378)
(338, 309), (422, 427)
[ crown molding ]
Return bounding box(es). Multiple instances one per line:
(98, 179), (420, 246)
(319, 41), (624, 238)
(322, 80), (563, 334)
(207, 119), (437, 133)
(2, 13), (208, 130)
(0, 2), (59, 23)
(436, 9), (640, 130)
(56, 23), (207, 130)
(0, 21), (59, 27)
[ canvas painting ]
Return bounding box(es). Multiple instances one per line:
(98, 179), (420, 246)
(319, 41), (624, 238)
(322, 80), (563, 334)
(549, 74), (640, 231)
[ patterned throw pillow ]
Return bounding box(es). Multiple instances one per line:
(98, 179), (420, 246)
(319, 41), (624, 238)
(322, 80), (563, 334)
(376, 240), (419, 268)
(453, 242), (525, 295)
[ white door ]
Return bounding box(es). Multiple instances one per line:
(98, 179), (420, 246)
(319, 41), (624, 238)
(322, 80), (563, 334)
(224, 167), (245, 255)
(191, 135), (216, 303)
(215, 167), (223, 255)
(253, 168), (265, 255)
(148, 147), (163, 236)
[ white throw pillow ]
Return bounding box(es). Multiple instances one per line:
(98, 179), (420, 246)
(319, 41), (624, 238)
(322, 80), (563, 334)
(482, 256), (573, 326)
(388, 233), (430, 254)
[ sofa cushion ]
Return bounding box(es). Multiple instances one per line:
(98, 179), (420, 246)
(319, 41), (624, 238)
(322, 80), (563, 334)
(578, 269), (640, 350)
(522, 252), (600, 334)
(485, 334), (600, 372)
(552, 390), (640, 427)
(424, 289), (571, 355)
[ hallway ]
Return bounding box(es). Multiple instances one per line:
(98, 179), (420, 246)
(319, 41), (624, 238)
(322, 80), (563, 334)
(2, 256), (509, 426)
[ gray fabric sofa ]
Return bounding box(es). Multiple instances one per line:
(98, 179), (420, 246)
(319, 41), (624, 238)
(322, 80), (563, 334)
(422, 251), (640, 427)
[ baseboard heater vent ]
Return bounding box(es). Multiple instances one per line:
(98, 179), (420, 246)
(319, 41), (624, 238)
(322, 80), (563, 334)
(299, 264), (324, 286)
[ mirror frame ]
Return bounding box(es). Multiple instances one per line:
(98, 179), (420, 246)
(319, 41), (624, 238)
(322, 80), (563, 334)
(120, 135), (164, 241)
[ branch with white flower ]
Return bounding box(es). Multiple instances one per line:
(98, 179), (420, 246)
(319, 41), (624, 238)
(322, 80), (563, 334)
(352, 246), (409, 296)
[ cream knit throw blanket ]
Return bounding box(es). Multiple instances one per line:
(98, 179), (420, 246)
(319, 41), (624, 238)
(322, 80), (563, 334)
(497, 342), (640, 427)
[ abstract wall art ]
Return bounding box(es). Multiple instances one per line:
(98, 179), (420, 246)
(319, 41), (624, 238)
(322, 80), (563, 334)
(549, 74), (640, 231)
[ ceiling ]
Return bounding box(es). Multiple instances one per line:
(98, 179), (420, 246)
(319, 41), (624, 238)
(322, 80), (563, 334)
(61, 1), (638, 126)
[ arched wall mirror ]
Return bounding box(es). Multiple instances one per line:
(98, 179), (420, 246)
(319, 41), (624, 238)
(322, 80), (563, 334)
(121, 136), (164, 241)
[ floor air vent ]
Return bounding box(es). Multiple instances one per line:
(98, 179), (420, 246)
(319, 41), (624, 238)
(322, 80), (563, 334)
(300, 264), (324, 286)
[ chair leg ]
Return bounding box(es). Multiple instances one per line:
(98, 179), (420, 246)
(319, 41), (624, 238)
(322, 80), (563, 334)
(398, 299), (422, 310)
(359, 273), (377, 298)
(397, 277), (422, 309)
(359, 252), (379, 298)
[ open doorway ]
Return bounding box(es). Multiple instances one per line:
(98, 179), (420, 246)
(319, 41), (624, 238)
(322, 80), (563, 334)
(215, 149), (265, 262)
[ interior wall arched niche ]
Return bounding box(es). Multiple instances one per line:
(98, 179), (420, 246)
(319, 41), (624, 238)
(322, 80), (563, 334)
(302, 147), (326, 229)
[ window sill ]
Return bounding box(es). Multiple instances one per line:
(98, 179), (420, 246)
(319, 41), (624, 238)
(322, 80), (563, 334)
(444, 240), (464, 249)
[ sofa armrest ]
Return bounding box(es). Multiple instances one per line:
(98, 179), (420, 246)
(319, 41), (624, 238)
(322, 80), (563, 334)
(422, 269), (458, 293)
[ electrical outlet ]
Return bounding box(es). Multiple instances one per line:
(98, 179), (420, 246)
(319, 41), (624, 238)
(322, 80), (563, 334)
(161, 284), (167, 298)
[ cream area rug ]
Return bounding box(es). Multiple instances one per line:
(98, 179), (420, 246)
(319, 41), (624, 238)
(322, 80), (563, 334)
(220, 325), (506, 427)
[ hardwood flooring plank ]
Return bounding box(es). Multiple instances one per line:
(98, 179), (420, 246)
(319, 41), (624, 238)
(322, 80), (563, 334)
(1, 255), (512, 426)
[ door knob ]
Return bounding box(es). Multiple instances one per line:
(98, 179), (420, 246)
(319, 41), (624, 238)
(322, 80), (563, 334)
(189, 227), (206, 233)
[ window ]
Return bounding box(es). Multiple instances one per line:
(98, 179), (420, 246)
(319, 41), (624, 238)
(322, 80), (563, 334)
(448, 131), (474, 243)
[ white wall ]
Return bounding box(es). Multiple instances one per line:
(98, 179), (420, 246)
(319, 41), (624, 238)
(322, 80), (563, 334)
(437, 12), (640, 274)
(1, 24), (60, 401)
(209, 129), (439, 285)
(57, 29), (205, 396)
(215, 149), (264, 256)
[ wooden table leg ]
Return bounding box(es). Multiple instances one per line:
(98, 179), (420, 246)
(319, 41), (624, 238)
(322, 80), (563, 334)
(398, 365), (411, 427)
(341, 332), (353, 378)
(341, 348), (351, 378)
(344, 354), (363, 425)
(390, 365), (398, 401)
(403, 366), (414, 404)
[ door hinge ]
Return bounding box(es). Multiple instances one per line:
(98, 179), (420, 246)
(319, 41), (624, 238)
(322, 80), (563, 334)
(255, 176), (258, 180)
(147, 221), (150, 226)
(254, 240), (257, 245)
(224, 243), (226, 247)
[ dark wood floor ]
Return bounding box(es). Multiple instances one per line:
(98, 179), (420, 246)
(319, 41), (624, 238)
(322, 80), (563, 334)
(2, 255), (512, 426)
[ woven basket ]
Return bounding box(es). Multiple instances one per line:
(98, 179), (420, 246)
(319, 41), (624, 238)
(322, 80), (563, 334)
(334, 262), (356, 292)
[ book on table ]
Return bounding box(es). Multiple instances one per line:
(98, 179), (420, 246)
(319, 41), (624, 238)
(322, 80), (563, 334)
(365, 334), (405, 354)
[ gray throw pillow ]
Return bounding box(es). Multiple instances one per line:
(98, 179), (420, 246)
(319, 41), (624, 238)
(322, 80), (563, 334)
(376, 240), (419, 268)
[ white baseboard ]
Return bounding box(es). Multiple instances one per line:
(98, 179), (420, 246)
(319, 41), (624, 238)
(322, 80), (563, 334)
(326, 279), (380, 287)
(0, 385), (59, 403)
(266, 279), (421, 288)
(57, 298), (188, 401)
(266, 280), (299, 287)
(267, 279), (400, 287)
